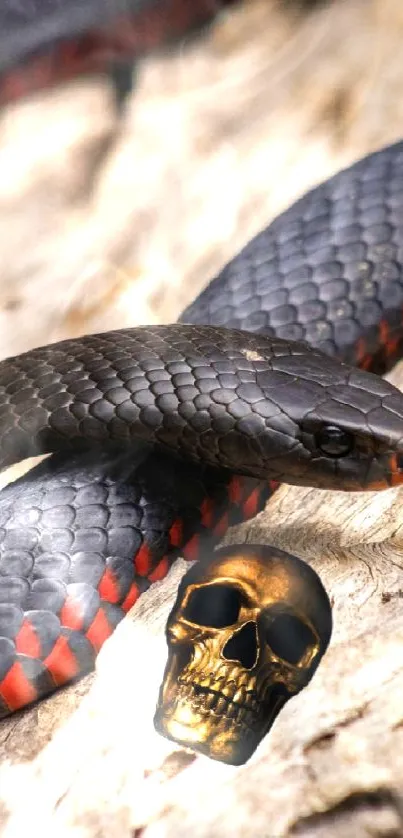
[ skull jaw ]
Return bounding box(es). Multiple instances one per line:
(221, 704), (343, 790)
(154, 690), (288, 766)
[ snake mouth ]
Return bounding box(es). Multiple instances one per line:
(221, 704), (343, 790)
(341, 449), (403, 492)
(369, 452), (403, 489)
(390, 452), (403, 486)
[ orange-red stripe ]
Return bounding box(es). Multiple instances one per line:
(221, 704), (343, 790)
(182, 534), (201, 562)
(86, 609), (113, 652)
(228, 476), (243, 504)
(149, 556), (170, 582)
(200, 498), (215, 528)
(60, 597), (84, 631)
(169, 518), (183, 547)
(15, 619), (41, 658)
(0, 661), (38, 711)
(242, 487), (262, 520)
(355, 337), (372, 370)
(379, 318), (400, 359)
(43, 636), (80, 686)
(213, 512), (230, 538)
(134, 543), (153, 576)
(121, 583), (140, 612)
(98, 567), (120, 603)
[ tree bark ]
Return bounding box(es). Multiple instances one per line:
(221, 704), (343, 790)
(1, 1), (403, 836)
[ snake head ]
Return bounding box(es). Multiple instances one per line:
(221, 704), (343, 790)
(245, 341), (403, 491)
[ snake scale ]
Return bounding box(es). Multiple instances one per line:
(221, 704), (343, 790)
(1, 140), (403, 714)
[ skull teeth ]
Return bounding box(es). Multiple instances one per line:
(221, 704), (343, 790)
(174, 653), (265, 734)
(178, 682), (260, 725)
(215, 696), (228, 715)
(204, 691), (219, 711)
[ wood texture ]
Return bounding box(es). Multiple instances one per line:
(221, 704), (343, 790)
(1, 1), (403, 836)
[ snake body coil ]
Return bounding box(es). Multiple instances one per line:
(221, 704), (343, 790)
(0, 0), (236, 106)
(2, 141), (403, 715)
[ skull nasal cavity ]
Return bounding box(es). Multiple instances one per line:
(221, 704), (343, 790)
(222, 622), (258, 669)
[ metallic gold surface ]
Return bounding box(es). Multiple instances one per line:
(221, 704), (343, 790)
(154, 544), (332, 765)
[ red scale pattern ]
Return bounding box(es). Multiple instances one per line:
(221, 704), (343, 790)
(1, 662), (38, 712)
(43, 636), (80, 686)
(0, 474), (271, 715)
(15, 620), (41, 658)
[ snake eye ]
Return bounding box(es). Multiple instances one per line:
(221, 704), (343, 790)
(316, 425), (353, 458)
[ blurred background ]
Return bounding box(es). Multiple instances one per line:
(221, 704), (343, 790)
(0, 0), (401, 360)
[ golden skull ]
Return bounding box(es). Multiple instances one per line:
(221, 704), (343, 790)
(154, 544), (332, 765)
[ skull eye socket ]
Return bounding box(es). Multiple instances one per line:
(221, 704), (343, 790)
(183, 584), (243, 628)
(265, 613), (316, 665)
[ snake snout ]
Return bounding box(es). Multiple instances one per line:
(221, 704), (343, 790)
(261, 364), (403, 492)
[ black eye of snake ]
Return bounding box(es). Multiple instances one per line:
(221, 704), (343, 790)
(316, 425), (354, 458)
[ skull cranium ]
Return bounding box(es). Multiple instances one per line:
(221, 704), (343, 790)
(154, 544), (332, 765)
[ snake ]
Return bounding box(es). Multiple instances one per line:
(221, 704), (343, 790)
(0, 0), (237, 107)
(2, 140), (403, 717)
